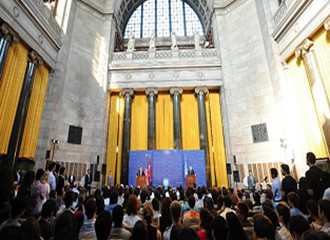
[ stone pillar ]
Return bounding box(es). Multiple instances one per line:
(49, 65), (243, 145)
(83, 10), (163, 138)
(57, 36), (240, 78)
(7, 51), (42, 167)
(170, 87), (183, 150)
(146, 88), (158, 150)
(195, 86), (211, 186)
(295, 39), (330, 152)
(0, 23), (19, 81)
(120, 88), (134, 185)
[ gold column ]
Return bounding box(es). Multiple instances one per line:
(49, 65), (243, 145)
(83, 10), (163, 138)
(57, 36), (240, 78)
(295, 39), (330, 152)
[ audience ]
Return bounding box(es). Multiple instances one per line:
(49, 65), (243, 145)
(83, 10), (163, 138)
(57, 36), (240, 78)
(1, 152), (330, 240)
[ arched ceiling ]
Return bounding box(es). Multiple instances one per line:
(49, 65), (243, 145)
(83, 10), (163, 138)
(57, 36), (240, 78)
(115, 0), (213, 38)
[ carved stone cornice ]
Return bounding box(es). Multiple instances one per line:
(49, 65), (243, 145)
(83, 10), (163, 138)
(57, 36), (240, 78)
(195, 86), (209, 96)
(295, 38), (313, 58)
(1, 23), (19, 43)
(170, 87), (183, 96)
(120, 88), (134, 97)
(324, 16), (330, 31)
(29, 50), (44, 65)
(145, 88), (158, 97)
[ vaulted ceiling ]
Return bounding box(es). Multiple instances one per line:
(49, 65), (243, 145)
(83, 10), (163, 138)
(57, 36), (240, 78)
(115, 0), (213, 38)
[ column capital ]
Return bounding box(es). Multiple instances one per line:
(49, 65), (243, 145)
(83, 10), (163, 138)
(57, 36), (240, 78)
(324, 16), (330, 32)
(120, 88), (134, 97)
(1, 23), (19, 43)
(29, 51), (44, 65)
(195, 86), (209, 96)
(170, 87), (183, 96)
(145, 88), (158, 97)
(295, 39), (313, 58)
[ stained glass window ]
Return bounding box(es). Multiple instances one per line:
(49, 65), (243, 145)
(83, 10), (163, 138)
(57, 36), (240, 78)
(124, 0), (203, 39)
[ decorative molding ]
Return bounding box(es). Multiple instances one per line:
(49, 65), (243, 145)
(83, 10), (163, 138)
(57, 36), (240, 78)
(213, 0), (248, 16)
(145, 88), (158, 96)
(195, 86), (209, 95)
(76, 0), (114, 21)
(324, 16), (330, 31)
(1, 23), (20, 43)
(170, 87), (183, 95)
(295, 38), (313, 58)
(120, 88), (134, 97)
(30, 50), (44, 65)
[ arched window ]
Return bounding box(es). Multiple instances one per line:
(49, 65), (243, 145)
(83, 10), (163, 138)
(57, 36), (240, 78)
(124, 0), (204, 39)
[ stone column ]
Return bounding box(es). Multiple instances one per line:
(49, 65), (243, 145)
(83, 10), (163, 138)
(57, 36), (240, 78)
(170, 87), (183, 150)
(146, 88), (158, 150)
(120, 88), (134, 185)
(7, 51), (42, 167)
(195, 86), (211, 186)
(0, 23), (19, 81)
(295, 39), (330, 152)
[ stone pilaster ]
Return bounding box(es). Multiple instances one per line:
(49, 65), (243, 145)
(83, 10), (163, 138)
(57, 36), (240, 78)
(120, 88), (134, 185)
(195, 86), (211, 186)
(0, 23), (19, 81)
(295, 39), (330, 152)
(170, 87), (183, 150)
(7, 51), (43, 167)
(146, 88), (158, 150)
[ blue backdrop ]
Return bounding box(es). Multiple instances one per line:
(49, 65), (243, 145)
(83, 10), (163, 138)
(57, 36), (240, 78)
(128, 150), (206, 188)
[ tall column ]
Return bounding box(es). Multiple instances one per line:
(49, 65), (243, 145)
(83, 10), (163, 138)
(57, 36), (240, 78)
(0, 23), (19, 81)
(7, 51), (42, 166)
(195, 86), (211, 186)
(146, 88), (158, 150)
(170, 87), (183, 149)
(295, 39), (330, 152)
(120, 88), (134, 185)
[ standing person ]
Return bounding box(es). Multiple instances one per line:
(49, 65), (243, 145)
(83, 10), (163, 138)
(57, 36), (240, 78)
(68, 171), (75, 188)
(306, 152), (326, 201)
(84, 169), (92, 196)
(56, 167), (66, 198)
(107, 171), (113, 187)
(319, 199), (330, 236)
(188, 166), (195, 175)
(281, 164), (297, 202)
(136, 167), (145, 176)
(110, 205), (131, 240)
(270, 168), (282, 202)
(79, 198), (97, 239)
(48, 162), (56, 191)
(247, 171), (256, 193)
(30, 169), (47, 217)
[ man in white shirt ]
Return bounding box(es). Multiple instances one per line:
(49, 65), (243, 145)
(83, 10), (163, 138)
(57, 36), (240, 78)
(48, 162), (56, 191)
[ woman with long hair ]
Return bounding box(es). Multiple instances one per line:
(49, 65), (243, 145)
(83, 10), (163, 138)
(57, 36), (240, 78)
(143, 202), (162, 240)
(197, 208), (214, 240)
(226, 212), (248, 240)
(158, 197), (172, 234)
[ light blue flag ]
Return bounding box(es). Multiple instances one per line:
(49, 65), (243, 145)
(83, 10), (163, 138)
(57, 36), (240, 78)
(184, 155), (188, 176)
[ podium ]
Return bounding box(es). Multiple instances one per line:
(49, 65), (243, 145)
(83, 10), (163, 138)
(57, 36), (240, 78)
(136, 176), (147, 187)
(186, 175), (196, 189)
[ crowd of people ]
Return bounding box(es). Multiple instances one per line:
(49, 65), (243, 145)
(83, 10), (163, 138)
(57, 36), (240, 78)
(0, 152), (329, 240)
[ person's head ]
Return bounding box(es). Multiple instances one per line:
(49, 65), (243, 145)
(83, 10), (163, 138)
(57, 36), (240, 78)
(200, 208), (214, 239)
(276, 203), (291, 227)
(301, 230), (330, 240)
(21, 170), (35, 187)
(110, 190), (119, 204)
(87, 169), (90, 174)
(143, 202), (154, 225)
(11, 196), (28, 218)
(139, 166), (142, 171)
(177, 227), (199, 240)
(59, 167), (65, 175)
(288, 215), (309, 239)
(236, 202), (249, 221)
(270, 168), (278, 179)
(132, 220), (147, 240)
(307, 199), (319, 218)
(151, 197), (160, 211)
(49, 190), (57, 199)
(126, 194), (140, 215)
(224, 196), (232, 208)
(41, 199), (56, 219)
(95, 210), (112, 240)
(249, 170), (253, 176)
(264, 189), (274, 201)
(170, 200), (182, 223)
(48, 162), (56, 172)
(212, 216), (228, 240)
(84, 198), (97, 220)
(41, 171), (50, 184)
(318, 199), (330, 222)
(253, 214), (275, 240)
(226, 212), (247, 238)
(188, 195), (196, 209)
(244, 199), (253, 211)
(21, 217), (41, 240)
(263, 207), (280, 228)
(63, 191), (75, 208)
(287, 192), (300, 208)
(281, 164), (290, 176)
(306, 152), (316, 166)
(189, 166), (192, 171)
(35, 169), (44, 181)
(54, 211), (77, 240)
